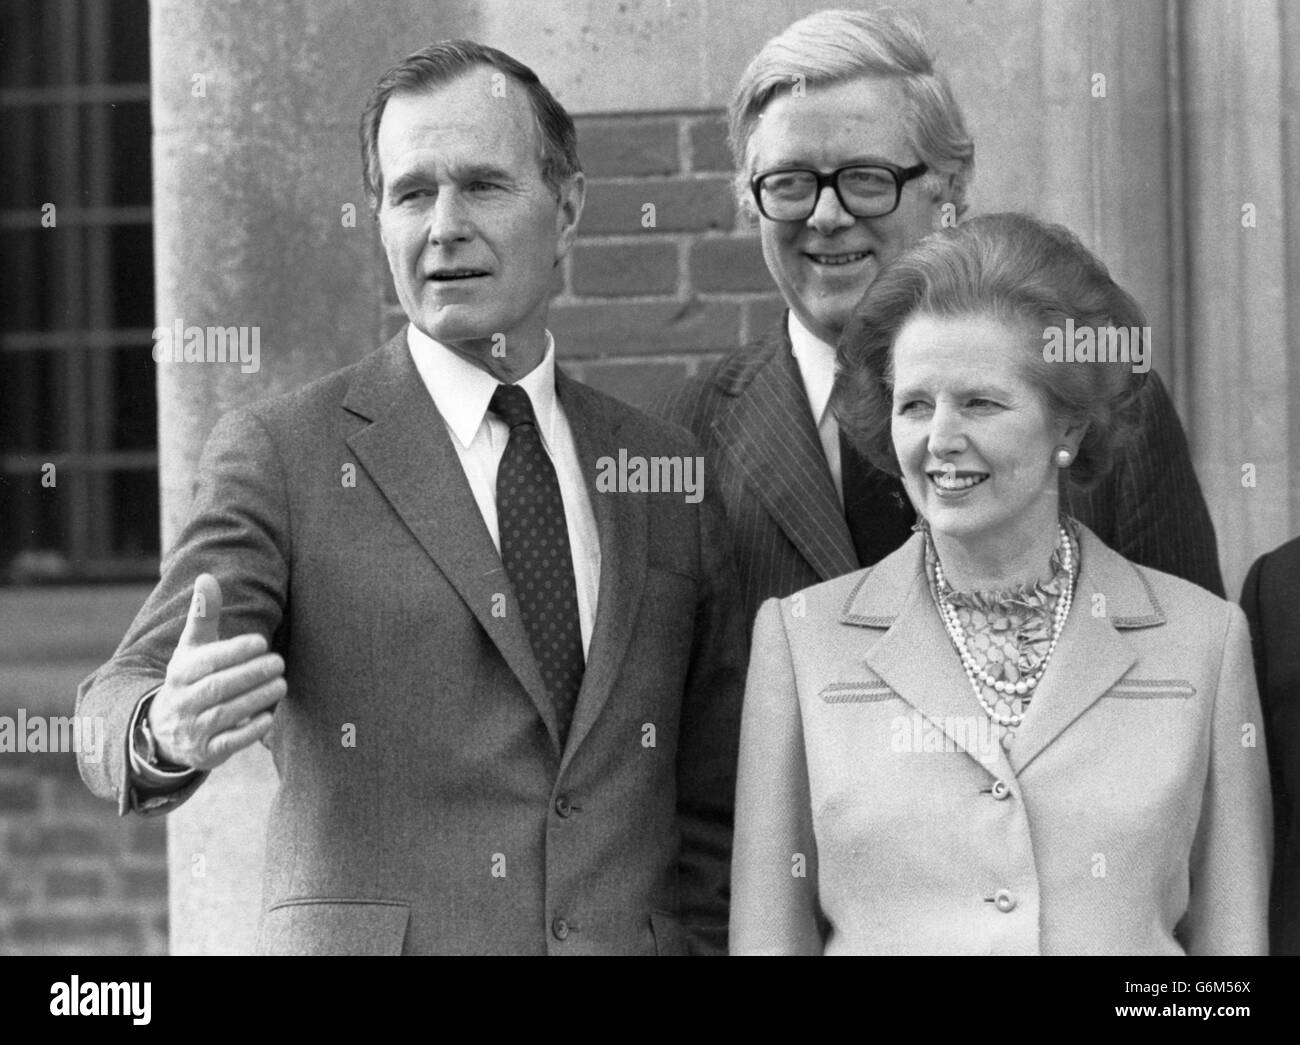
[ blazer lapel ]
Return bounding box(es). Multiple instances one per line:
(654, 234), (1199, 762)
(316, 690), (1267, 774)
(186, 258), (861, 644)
(1006, 527), (1157, 775)
(554, 370), (647, 765)
(846, 534), (1018, 785)
(842, 526), (1165, 782)
(714, 322), (859, 582)
(341, 333), (559, 748)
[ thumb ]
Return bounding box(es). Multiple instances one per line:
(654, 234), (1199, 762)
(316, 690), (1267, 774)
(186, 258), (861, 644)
(177, 573), (223, 647)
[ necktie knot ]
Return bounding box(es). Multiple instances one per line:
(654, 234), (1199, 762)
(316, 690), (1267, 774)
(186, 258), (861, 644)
(490, 383), (538, 432)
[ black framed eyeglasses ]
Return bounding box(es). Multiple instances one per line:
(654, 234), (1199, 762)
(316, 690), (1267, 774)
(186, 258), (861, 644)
(750, 161), (929, 221)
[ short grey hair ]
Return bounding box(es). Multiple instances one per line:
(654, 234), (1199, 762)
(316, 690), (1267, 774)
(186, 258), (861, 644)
(728, 8), (974, 217)
(361, 40), (581, 215)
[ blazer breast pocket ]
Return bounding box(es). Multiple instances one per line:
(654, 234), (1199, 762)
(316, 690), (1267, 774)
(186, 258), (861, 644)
(820, 680), (898, 704)
(258, 898), (410, 956)
(1103, 679), (1196, 700)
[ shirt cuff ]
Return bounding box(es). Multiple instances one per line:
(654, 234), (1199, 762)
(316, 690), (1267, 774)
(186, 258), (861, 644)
(128, 690), (200, 788)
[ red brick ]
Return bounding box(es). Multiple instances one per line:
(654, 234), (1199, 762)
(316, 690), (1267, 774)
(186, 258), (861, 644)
(141, 932), (168, 956)
(8, 912), (140, 949)
(690, 237), (775, 293)
(570, 242), (678, 297)
(689, 117), (733, 172)
(580, 178), (735, 235)
(0, 867), (35, 904)
(573, 360), (691, 411)
(550, 299), (741, 359)
(129, 816), (167, 855)
(576, 118), (679, 178)
(0, 774), (39, 813)
(0, 750), (53, 774)
(13, 824), (108, 857)
(743, 296), (789, 341)
(120, 866), (169, 900)
(46, 868), (107, 900)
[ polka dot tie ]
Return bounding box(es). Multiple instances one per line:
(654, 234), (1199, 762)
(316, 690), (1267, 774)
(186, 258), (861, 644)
(490, 383), (584, 743)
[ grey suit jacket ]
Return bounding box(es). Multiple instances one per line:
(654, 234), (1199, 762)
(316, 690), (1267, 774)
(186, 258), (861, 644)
(76, 331), (747, 955)
(654, 316), (1225, 625)
(732, 526), (1271, 955)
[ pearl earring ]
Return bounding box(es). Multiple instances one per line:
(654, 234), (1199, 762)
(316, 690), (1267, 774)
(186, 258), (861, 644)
(1055, 446), (1074, 468)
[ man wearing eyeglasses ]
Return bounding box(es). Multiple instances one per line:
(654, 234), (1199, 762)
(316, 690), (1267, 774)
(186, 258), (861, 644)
(655, 8), (1224, 624)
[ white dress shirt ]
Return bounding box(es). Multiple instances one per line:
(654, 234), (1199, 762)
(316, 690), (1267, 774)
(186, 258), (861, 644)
(787, 311), (844, 506)
(406, 324), (602, 657)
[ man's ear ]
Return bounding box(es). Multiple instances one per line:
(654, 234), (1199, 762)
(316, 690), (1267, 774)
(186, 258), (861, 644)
(554, 172), (586, 262)
(736, 172), (759, 227)
(928, 191), (956, 231)
(923, 169), (963, 230)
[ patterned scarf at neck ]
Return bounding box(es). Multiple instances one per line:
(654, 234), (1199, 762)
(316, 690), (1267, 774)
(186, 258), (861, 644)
(921, 517), (1081, 750)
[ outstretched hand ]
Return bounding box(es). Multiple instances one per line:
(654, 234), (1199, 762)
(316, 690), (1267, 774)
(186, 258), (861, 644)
(147, 573), (284, 771)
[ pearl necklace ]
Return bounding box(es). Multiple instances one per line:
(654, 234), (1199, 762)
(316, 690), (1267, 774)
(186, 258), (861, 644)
(931, 524), (1076, 727)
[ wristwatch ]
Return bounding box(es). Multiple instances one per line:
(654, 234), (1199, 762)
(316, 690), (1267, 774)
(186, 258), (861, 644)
(135, 697), (191, 773)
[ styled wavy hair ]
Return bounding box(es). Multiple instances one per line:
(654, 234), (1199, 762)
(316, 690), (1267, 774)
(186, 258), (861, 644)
(728, 8), (974, 217)
(832, 212), (1150, 492)
(360, 40), (581, 214)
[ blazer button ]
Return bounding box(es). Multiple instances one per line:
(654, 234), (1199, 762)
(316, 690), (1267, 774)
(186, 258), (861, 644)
(990, 780), (1011, 801)
(551, 917), (570, 941)
(994, 889), (1016, 913)
(555, 794), (573, 817)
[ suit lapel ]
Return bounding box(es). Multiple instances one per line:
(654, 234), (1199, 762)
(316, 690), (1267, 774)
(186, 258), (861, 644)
(341, 333), (559, 748)
(849, 535), (1017, 784)
(715, 323), (858, 582)
(1006, 528), (1156, 775)
(553, 370), (646, 765)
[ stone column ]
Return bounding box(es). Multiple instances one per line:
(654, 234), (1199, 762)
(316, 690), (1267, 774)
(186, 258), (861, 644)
(1036, 1), (1176, 378)
(1179, 0), (1299, 593)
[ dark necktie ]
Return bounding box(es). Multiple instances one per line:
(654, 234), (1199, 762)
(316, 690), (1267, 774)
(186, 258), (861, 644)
(839, 427), (917, 568)
(490, 383), (584, 742)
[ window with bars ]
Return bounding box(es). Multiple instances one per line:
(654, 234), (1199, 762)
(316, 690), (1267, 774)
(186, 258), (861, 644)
(1, 0), (157, 584)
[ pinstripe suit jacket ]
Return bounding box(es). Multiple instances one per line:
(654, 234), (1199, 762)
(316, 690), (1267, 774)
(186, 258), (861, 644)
(654, 316), (1224, 624)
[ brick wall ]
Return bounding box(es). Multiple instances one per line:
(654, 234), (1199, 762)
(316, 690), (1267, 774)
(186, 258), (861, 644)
(384, 111), (785, 411)
(0, 752), (167, 956)
(0, 586), (166, 955)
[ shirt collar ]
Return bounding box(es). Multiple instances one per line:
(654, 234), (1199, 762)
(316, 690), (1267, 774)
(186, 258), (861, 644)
(787, 310), (838, 428)
(405, 324), (559, 452)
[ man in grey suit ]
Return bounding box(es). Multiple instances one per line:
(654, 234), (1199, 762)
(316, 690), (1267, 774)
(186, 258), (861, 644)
(76, 40), (746, 955)
(656, 8), (1224, 624)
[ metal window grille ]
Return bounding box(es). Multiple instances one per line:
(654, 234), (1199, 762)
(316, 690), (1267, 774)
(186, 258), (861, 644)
(1, 0), (157, 583)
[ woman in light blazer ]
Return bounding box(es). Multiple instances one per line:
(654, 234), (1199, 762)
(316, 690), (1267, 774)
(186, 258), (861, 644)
(730, 213), (1271, 955)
